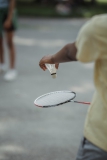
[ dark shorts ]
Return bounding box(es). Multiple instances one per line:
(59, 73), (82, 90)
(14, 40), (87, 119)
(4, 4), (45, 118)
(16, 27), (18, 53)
(76, 137), (107, 160)
(0, 8), (18, 36)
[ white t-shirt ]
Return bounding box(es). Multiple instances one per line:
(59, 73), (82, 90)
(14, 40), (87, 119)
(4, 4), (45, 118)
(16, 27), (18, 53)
(76, 14), (107, 152)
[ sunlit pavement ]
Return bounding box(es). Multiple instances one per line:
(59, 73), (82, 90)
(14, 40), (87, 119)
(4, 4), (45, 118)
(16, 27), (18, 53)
(0, 18), (94, 160)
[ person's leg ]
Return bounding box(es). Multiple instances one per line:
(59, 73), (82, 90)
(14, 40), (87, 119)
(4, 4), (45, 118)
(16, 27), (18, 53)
(0, 36), (4, 64)
(0, 35), (7, 72)
(76, 137), (107, 160)
(0, 9), (7, 72)
(4, 31), (17, 81)
(5, 31), (15, 69)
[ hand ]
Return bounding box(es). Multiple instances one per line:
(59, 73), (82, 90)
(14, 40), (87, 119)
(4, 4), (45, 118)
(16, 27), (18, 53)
(4, 19), (12, 29)
(39, 55), (59, 71)
(55, 63), (59, 70)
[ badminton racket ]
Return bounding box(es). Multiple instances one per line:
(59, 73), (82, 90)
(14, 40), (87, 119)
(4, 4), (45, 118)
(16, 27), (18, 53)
(34, 91), (90, 108)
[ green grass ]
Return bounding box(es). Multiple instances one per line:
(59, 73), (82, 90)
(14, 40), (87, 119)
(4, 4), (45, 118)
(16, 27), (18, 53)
(17, 0), (107, 18)
(97, 0), (107, 2)
(76, 2), (107, 18)
(17, 6), (59, 17)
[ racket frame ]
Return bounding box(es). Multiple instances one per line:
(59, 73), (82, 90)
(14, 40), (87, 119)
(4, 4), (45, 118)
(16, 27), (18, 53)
(34, 91), (76, 108)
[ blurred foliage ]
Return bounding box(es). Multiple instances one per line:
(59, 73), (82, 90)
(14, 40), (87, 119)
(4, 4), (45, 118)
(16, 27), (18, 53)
(17, 0), (96, 5)
(17, 0), (107, 18)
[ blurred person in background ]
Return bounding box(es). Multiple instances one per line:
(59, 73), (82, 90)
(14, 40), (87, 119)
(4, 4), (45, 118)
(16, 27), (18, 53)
(56, 0), (73, 15)
(0, 0), (17, 81)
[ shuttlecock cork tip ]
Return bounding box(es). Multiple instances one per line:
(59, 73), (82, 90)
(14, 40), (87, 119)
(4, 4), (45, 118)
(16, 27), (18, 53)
(51, 73), (57, 78)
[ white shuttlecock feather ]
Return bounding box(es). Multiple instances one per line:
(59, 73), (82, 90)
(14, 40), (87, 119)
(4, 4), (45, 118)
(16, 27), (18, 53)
(45, 64), (57, 78)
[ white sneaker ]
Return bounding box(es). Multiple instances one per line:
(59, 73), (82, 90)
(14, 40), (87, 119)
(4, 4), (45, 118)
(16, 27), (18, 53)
(0, 64), (7, 73)
(4, 69), (17, 81)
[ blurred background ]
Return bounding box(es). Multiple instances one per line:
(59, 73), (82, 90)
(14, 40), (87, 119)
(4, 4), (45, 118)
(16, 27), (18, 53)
(0, 0), (107, 160)
(17, 0), (107, 18)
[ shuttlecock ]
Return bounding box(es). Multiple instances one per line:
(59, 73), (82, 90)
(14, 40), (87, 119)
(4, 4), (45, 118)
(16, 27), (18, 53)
(45, 64), (57, 78)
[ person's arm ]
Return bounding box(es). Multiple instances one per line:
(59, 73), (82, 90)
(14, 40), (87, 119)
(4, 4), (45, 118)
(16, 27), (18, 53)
(4, 0), (15, 29)
(39, 42), (77, 71)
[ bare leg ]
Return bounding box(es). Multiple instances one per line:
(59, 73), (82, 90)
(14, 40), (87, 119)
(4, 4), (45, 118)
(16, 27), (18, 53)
(5, 31), (15, 69)
(0, 36), (4, 64)
(4, 31), (17, 81)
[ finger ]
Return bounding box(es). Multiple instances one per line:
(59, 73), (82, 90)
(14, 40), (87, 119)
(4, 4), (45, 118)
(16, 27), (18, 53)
(39, 63), (47, 71)
(55, 63), (59, 69)
(39, 56), (49, 70)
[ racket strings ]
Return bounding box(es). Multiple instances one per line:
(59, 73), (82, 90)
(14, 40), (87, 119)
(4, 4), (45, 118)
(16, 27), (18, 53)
(35, 91), (76, 107)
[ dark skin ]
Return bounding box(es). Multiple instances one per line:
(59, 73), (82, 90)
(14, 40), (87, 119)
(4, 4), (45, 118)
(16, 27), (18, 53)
(0, 0), (16, 69)
(39, 42), (77, 71)
(4, 0), (15, 29)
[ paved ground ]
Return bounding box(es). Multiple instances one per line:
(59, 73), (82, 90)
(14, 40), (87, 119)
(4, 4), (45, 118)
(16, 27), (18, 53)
(0, 18), (95, 160)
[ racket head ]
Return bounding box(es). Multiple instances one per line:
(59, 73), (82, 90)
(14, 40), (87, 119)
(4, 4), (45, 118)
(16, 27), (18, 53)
(34, 90), (76, 108)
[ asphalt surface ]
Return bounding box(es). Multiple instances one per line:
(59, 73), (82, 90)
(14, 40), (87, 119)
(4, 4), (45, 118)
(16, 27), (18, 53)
(0, 18), (95, 160)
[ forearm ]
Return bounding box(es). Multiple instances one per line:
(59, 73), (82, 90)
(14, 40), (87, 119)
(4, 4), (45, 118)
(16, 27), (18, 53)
(7, 0), (15, 21)
(52, 42), (77, 63)
(39, 42), (77, 71)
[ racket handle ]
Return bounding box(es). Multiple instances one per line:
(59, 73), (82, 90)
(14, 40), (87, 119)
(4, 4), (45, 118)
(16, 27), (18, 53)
(73, 101), (90, 105)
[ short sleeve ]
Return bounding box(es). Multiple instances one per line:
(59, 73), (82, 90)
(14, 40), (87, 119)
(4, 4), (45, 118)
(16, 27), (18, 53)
(75, 15), (107, 63)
